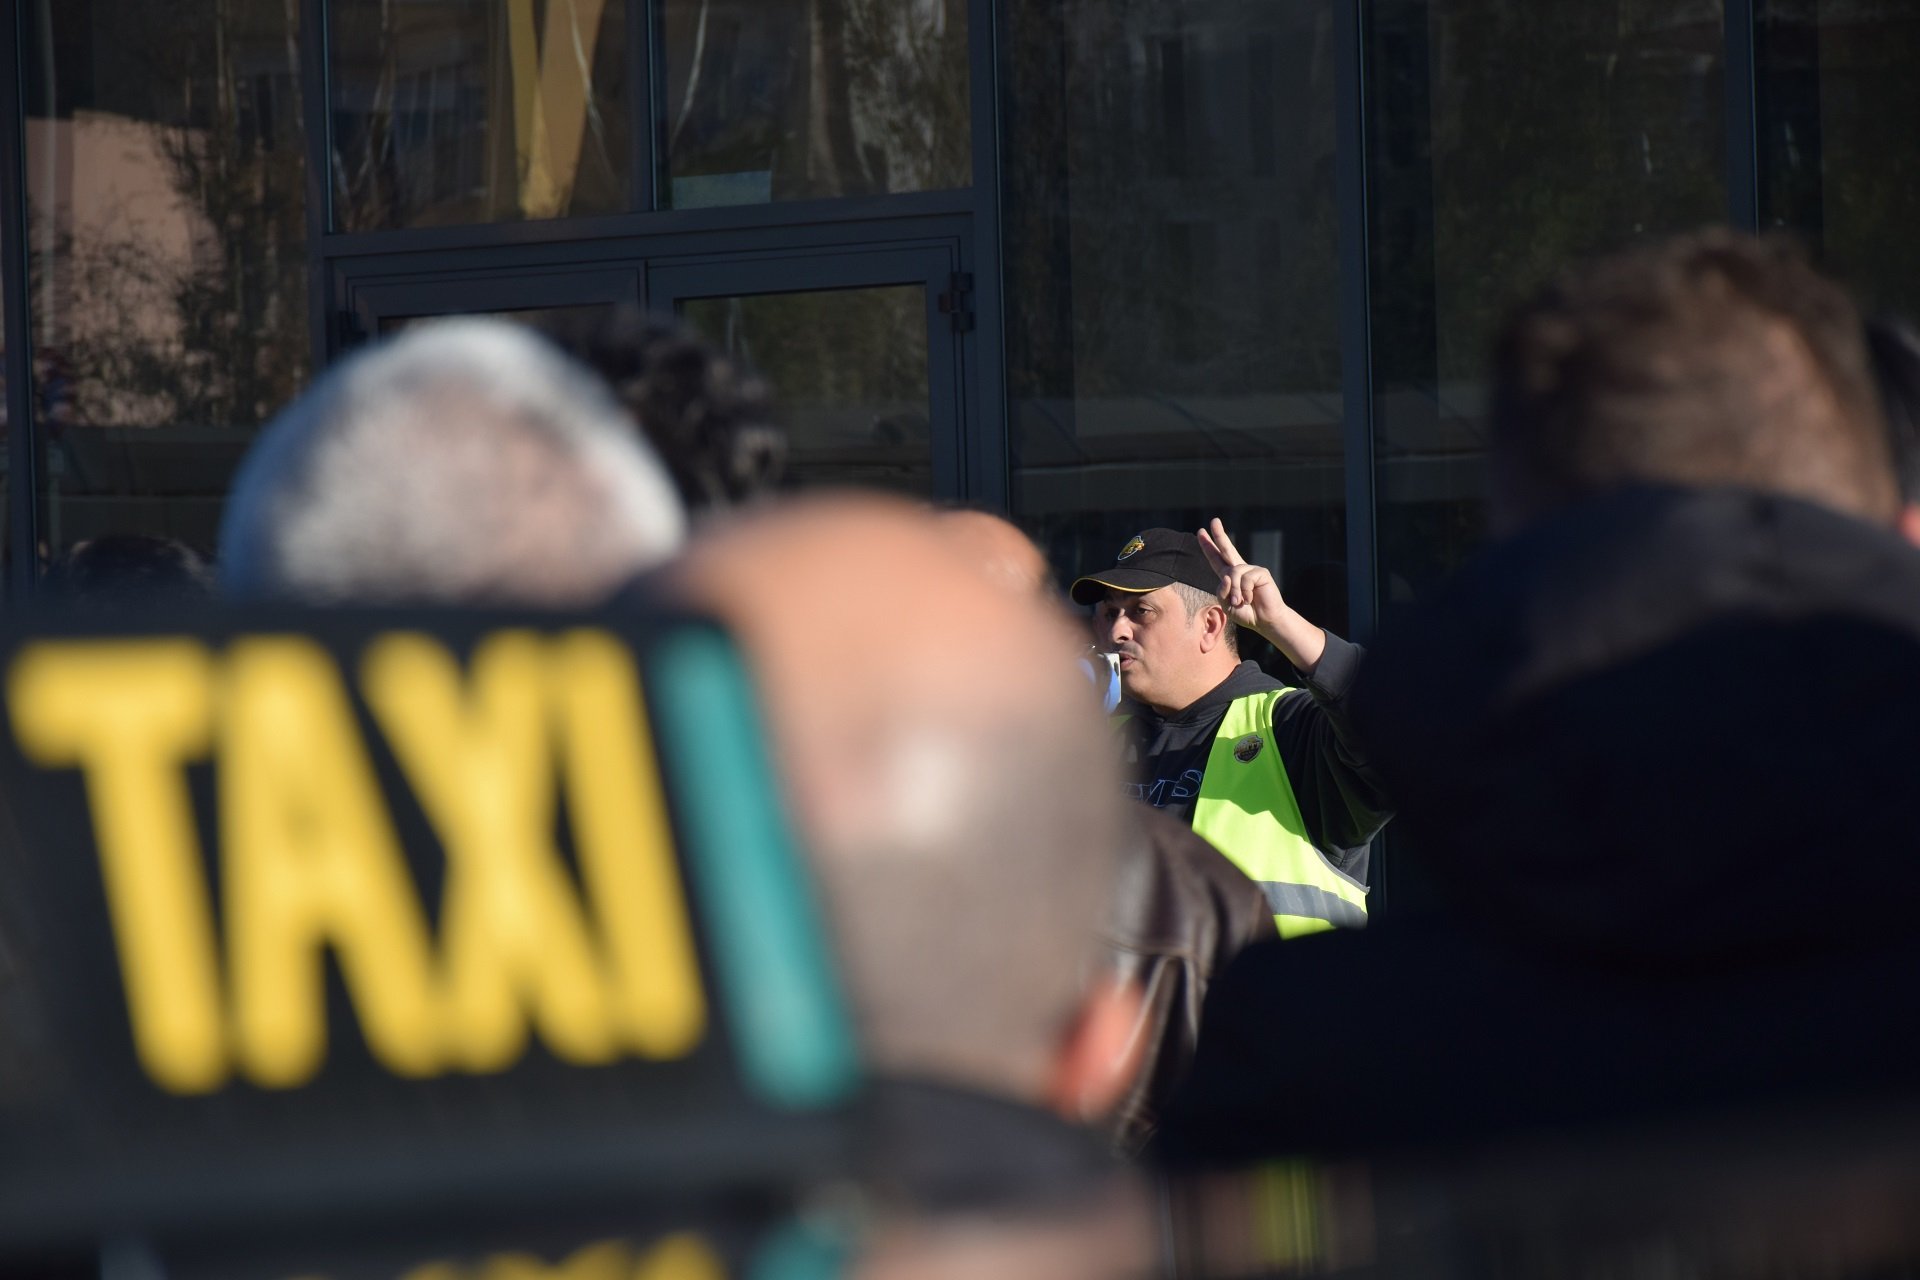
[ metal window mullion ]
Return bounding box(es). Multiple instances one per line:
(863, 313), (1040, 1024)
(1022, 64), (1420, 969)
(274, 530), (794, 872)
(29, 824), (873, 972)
(2, 0), (42, 602)
(964, 0), (1006, 510)
(1725, 0), (1761, 232)
(300, 0), (335, 368)
(1336, 0), (1377, 648)
(1335, 0), (1384, 912)
(631, 0), (659, 212)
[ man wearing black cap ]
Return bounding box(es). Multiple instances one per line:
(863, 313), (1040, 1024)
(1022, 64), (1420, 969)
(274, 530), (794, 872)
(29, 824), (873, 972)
(1070, 520), (1392, 937)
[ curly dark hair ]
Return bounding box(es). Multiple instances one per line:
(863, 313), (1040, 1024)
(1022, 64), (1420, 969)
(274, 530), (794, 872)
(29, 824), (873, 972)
(561, 306), (788, 511)
(45, 533), (214, 610)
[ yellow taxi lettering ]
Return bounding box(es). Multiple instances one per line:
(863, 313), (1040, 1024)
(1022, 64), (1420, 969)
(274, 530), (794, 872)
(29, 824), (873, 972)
(553, 630), (707, 1060)
(6, 641), (226, 1094)
(392, 1236), (724, 1280)
(222, 636), (443, 1087)
(397, 1267), (459, 1280)
(485, 1240), (633, 1280)
(362, 632), (617, 1071)
(11, 627), (707, 1093)
(631, 1235), (727, 1280)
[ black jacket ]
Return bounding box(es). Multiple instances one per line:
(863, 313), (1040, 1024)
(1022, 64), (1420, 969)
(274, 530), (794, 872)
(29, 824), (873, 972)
(1160, 486), (1920, 1159)
(1351, 483), (1920, 965)
(1116, 638), (1392, 880)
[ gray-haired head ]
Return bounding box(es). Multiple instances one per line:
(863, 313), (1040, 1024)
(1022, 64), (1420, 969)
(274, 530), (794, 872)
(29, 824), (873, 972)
(218, 318), (686, 605)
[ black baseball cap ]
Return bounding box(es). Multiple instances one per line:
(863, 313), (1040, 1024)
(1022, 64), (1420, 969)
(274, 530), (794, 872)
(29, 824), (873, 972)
(1069, 529), (1219, 606)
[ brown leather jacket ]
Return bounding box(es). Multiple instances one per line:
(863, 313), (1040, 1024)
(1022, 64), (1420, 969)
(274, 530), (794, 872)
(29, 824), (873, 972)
(1105, 803), (1276, 1154)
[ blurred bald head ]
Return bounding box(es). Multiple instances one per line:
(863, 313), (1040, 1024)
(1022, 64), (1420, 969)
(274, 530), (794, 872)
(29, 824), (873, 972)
(670, 496), (1119, 1100)
(935, 509), (1052, 597)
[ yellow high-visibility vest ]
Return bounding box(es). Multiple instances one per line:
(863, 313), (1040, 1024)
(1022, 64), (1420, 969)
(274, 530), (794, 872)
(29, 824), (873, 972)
(1123, 690), (1369, 938)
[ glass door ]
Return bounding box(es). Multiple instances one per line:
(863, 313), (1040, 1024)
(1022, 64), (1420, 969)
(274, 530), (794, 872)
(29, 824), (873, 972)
(648, 246), (967, 498)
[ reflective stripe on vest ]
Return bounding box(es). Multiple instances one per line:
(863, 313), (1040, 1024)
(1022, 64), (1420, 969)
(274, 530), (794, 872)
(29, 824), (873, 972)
(1188, 690), (1369, 939)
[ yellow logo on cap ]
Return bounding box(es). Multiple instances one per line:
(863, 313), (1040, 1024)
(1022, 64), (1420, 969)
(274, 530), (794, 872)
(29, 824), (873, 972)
(1118, 535), (1146, 561)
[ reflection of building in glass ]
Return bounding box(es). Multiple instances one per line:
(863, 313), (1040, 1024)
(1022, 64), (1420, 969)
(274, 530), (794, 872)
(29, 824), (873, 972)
(21, 0), (310, 552)
(26, 114), (205, 424)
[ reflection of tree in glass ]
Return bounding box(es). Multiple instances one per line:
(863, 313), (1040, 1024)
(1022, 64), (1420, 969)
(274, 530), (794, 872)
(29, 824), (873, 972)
(330, 0), (629, 229)
(998, 0), (1344, 403)
(690, 288), (925, 408)
(665, 0), (969, 201)
(1426, 0), (1725, 380)
(30, 0), (309, 432)
(841, 0), (970, 193)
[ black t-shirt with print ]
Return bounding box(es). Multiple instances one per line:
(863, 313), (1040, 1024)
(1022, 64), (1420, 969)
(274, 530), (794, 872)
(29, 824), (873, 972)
(1114, 637), (1393, 880)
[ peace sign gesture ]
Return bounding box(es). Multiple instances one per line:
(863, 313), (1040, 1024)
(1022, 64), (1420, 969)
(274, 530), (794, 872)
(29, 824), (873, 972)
(1196, 517), (1329, 674)
(1197, 518), (1284, 634)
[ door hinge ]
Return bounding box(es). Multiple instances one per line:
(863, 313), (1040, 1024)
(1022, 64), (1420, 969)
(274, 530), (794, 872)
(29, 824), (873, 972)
(937, 272), (975, 333)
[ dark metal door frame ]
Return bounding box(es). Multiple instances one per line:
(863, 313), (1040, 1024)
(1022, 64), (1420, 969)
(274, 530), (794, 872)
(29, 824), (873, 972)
(347, 268), (644, 347)
(1, 0), (38, 602)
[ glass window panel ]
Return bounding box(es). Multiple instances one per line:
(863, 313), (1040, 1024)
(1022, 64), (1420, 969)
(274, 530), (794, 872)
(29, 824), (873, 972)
(1002, 0), (1351, 642)
(330, 0), (631, 230)
(1759, 3), (1920, 320)
(660, 0), (971, 209)
(1366, 0), (1726, 616)
(682, 288), (932, 494)
(24, 0), (310, 569)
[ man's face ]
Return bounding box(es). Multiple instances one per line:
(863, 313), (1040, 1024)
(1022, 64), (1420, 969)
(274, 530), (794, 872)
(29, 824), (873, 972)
(1095, 586), (1200, 708)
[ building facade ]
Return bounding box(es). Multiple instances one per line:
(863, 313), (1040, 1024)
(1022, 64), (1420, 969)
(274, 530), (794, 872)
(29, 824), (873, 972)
(3, 1), (1917, 650)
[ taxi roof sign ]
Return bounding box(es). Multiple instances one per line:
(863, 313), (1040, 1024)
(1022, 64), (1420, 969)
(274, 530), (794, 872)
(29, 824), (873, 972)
(0, 605), (859, 1252)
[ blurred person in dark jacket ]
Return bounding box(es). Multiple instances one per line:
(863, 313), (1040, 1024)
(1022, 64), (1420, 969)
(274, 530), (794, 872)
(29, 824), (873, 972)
(1164, 230), (1920, 1160)
(1366, 230), (1906, 961)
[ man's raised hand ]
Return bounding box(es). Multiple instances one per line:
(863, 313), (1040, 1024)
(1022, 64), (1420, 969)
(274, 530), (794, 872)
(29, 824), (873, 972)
(1197, 517), (1329, 674)
(1197, 518), (1285, 633)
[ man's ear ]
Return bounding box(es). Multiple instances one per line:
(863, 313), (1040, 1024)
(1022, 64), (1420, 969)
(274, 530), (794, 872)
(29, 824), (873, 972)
(1198, 601), (1230, 654)
(1898, 503), (1920, 550)
(1044, 973), (1148, 1124)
